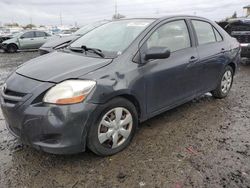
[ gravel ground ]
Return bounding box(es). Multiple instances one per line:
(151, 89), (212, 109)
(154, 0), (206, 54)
(0, 51), (250, 188)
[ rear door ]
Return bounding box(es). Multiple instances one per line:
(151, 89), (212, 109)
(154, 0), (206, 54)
(34, 31), (50, 48)
(191, 20), (228, 92)
(141, 19), (202, 114)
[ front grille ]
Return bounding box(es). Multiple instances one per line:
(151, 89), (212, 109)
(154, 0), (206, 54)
(5, 89), (27, 97)
(1, 88), (27, 107)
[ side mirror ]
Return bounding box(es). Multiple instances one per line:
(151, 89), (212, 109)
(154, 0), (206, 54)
(19, 36), (24, 39)
(144, 47), (170, 61)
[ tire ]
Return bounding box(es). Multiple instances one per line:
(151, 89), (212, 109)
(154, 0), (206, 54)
(7, 44), (18, 53)
(87, 97), (138, 156)
(211, 66), (234, 99)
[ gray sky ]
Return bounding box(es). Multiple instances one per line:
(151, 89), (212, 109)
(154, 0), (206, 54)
(0, 0), (248, 26)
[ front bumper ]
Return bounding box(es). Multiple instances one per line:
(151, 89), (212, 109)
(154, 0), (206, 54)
(0, 73), (98, 154)
(240, 44), (250, 58)
(0, 43), (7, 50)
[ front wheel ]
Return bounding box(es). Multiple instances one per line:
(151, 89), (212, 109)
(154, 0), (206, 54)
(7, 44), (18, 53)
(87, 97), (138, 156)
(211, 66), (234, 99)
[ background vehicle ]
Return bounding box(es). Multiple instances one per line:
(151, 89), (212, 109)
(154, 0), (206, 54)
(0, 28), (23, 43)
(0, 34), (12, 44)
(0, 16), (240, 156)
(39, 20), (109, 55)
(0, 30), (52, 53)
(218, 17), (250, 59)
(57, 29), (76, 37)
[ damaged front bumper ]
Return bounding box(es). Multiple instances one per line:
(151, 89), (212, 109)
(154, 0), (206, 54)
(0, 73), (97, 154)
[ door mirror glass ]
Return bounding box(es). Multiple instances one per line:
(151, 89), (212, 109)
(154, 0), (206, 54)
(144, 47), (170, 61)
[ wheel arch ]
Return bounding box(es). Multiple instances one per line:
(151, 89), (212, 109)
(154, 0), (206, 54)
(90, 90), (144, 121)
(7, 43), (19, 50)
(115, 94), (141, 120)
(227, 62), (236, 75)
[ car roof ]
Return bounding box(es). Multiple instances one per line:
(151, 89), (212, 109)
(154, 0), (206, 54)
(121, 15), (208, 19)
(114, 15), (211, 23)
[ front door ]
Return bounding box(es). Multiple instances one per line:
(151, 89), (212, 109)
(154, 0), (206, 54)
(141, 20), (202, 114)
(19, 31), (36, 49)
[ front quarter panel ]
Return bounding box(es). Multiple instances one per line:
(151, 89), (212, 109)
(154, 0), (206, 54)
(82, 57), (147, 121)
(3, 38), (19, 46)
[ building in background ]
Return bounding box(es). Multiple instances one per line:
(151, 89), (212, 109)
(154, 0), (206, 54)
(244, 5), (250, 16)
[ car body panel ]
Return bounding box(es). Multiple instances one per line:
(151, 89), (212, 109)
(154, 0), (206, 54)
(41, 35), (78, 48)
(16, 51), (113, 82)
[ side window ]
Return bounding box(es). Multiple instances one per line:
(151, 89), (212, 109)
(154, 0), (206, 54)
(213, 28), (223, 42)
(21, 32), (35, 38)
(146, 20), (191, 52)
(192, 20), (216, 45)
(35, 31), (46, 37)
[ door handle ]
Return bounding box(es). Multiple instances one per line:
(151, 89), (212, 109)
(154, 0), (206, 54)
(30, 38), (34, 40)
(189, 56), (199, 63)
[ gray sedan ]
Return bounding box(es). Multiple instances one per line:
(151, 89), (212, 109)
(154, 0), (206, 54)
(0, 30), (52, 53)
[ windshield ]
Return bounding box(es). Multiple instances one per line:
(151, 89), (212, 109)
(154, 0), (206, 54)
(70, 19), (153, 55)
(74, 21), (108, 36)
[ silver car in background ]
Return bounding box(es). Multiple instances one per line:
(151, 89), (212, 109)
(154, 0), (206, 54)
(0, 30), (52, 53)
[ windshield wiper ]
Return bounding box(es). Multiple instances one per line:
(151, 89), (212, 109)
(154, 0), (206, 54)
(81, 45), (105, 58)
(69, 46), (84, 52)
(69, 46), (105, 58)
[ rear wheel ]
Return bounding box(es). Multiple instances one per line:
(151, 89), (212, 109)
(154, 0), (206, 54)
(211, 66), (234, 99)
(87, 97), (138, 156)
(7, 44), (18, 53)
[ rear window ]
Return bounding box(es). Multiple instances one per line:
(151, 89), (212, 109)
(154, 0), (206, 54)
(35, 31), (46, 37)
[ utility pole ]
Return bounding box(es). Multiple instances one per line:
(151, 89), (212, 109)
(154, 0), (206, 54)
(60, 12), (63, 26)
(114, 0), (117, 17)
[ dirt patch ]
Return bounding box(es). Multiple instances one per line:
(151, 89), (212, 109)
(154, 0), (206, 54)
(0, 51), (250, 187)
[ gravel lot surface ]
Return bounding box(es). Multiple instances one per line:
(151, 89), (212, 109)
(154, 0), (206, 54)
(0, 51), (250, 188)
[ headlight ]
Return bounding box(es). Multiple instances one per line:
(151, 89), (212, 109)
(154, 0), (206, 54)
(43, 80), (96, 105)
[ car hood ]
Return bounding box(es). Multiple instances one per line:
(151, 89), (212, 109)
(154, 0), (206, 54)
(2, 37), (17, 44)
(16, 51), (113, 83)
(41, 35), (78, 48)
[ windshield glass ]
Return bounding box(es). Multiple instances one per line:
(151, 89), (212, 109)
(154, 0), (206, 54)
(70, 19), (153, 55)
(74, 21), (108, 36)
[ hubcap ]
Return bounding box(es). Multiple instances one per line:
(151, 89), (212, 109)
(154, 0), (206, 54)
(221, 70), (232, 94)
(98, 107), (133, 149)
